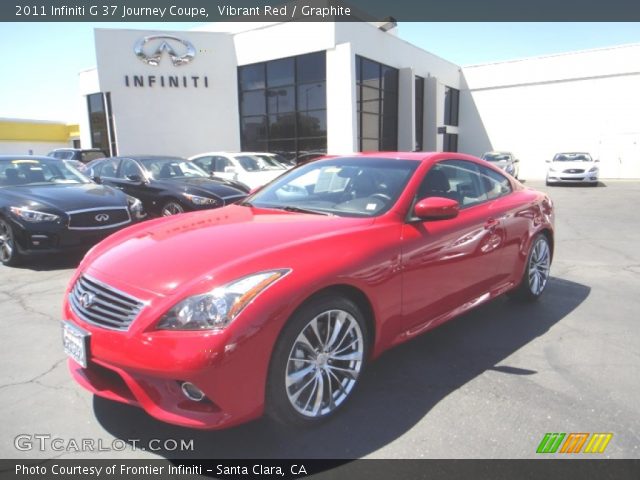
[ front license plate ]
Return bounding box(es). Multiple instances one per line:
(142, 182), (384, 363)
(62, 322), (90, 368)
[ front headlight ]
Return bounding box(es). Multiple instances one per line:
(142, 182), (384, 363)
(588, 167), (599, 173)
(505, 164), (515, 174)
(9, 207), (60, 223)
(182, 193), (219, 206)
(157, 269), (291, 330)
(126, 195), (146, 220)
(548, 167), (557, 173)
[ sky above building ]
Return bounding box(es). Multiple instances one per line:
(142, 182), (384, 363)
(1, 22), (640, 123)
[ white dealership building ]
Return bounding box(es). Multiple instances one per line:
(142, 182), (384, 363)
(79, 21), (640, 179)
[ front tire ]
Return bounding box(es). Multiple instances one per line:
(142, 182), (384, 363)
(509, 233), (551, 302)
(0, 218), (22, 267)
(266, 295), (369, 427)
(160, 199), (185, 216)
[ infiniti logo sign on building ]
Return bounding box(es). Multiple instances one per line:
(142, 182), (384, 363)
(134, 35), (196, 66)
(125, 35), (209, 89)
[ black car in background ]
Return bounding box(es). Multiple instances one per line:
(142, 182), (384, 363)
(48, 148), (107, 164)
(85, 156), (248, 217)
(0, 156), (144, 266)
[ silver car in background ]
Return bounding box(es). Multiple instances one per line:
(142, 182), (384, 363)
(481, 151), (520, 178)
(545, 152), (599, 186)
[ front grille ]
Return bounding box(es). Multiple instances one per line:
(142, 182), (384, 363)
(67, 207), (131, 230)
(563, 169), (585, 174)
(560, 177), (584, 181)
(69, 275), (145, 330)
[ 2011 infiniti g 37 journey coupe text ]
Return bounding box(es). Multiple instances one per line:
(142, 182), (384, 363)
(62, 152), (555, 429)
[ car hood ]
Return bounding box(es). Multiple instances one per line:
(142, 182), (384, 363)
(152, 177), (246, 199)
(1, 183), (127, 212)
(550, 161), (595, 170)
(85, 205), (372, 296)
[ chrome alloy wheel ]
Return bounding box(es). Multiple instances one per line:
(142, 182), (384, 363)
(0, 220), (14, 264)
(528, 237), (551, 295)
(285, 309), (364, 418)
(161, 201), (184, 216)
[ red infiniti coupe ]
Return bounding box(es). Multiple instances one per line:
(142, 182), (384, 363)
(62, 152), (554, 429)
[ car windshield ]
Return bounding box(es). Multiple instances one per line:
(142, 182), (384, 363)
(235, 155), (271, 172)
(483, 153), (511, 162)
(0, 158), (90, 187)
(246, 157), (419, 217)
(553, 153), (592, 162)
(141, 157), (209, 180)
(254, 155), (287, 170)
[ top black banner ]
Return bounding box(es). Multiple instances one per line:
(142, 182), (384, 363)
(5, 0), (640, 22)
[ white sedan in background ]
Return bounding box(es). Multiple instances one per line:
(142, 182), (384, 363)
(546, 152), (600, 186)
(189, 152), (288, 190)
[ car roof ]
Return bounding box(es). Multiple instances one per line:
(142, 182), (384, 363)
(112, 155), (187, 161)
(50, 148), (105, 152)
(190, 152), (258, 157)
(0, 155), (60, 161)
(334, 152), (454, 162)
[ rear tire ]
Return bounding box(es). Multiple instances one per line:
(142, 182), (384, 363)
(266, 295), (369, 427)
(0, 218), (22, 267)
(509, 233), (551, 302)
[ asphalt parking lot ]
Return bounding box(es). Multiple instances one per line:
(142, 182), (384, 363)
(0, 180), (638, 460)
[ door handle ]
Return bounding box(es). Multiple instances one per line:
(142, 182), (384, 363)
(484, 218), (500, 231)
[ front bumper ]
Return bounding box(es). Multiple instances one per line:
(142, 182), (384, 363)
(10, 217), (134, 256)
(62, 282), (272, 429)
(546, 171), (599, 184)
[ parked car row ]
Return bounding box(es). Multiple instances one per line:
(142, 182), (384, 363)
(0, 150), (296, 266)
(480, 150), (600, 186)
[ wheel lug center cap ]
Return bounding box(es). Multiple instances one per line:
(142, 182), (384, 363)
(316, 353), (329, 367)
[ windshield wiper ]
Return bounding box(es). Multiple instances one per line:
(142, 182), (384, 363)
(275, 205), (333, 216)
(238, 200), (254, 207)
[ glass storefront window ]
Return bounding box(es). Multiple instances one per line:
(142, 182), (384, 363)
(239, 51), (327, 161)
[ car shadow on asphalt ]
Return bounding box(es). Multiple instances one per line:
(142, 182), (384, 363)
(13, 251), (85, 271)
(93, 276), (590, 459)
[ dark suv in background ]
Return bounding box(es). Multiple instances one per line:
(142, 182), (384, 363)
(48, 148), (107, 164)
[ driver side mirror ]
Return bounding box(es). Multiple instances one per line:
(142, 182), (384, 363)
(545, 159), (551, 163)
(413, 197), (459, 220)
(126, 174), (144, 183)
(92, 176), (102, 184)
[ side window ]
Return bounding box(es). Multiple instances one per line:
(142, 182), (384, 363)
(213, 157), (232, 172)
(476, 165), (512, 200)
(417, 160), (506, 208)
(119, 159), (143, 180)
(99, 159), (120, 178)
(194, 156), (213, 172)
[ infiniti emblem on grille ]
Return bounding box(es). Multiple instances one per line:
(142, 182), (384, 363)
(79, 292), (96, 309)
(95, 213), (110, 222)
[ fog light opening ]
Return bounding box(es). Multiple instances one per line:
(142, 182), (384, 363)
(180, 381), (206, 402)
